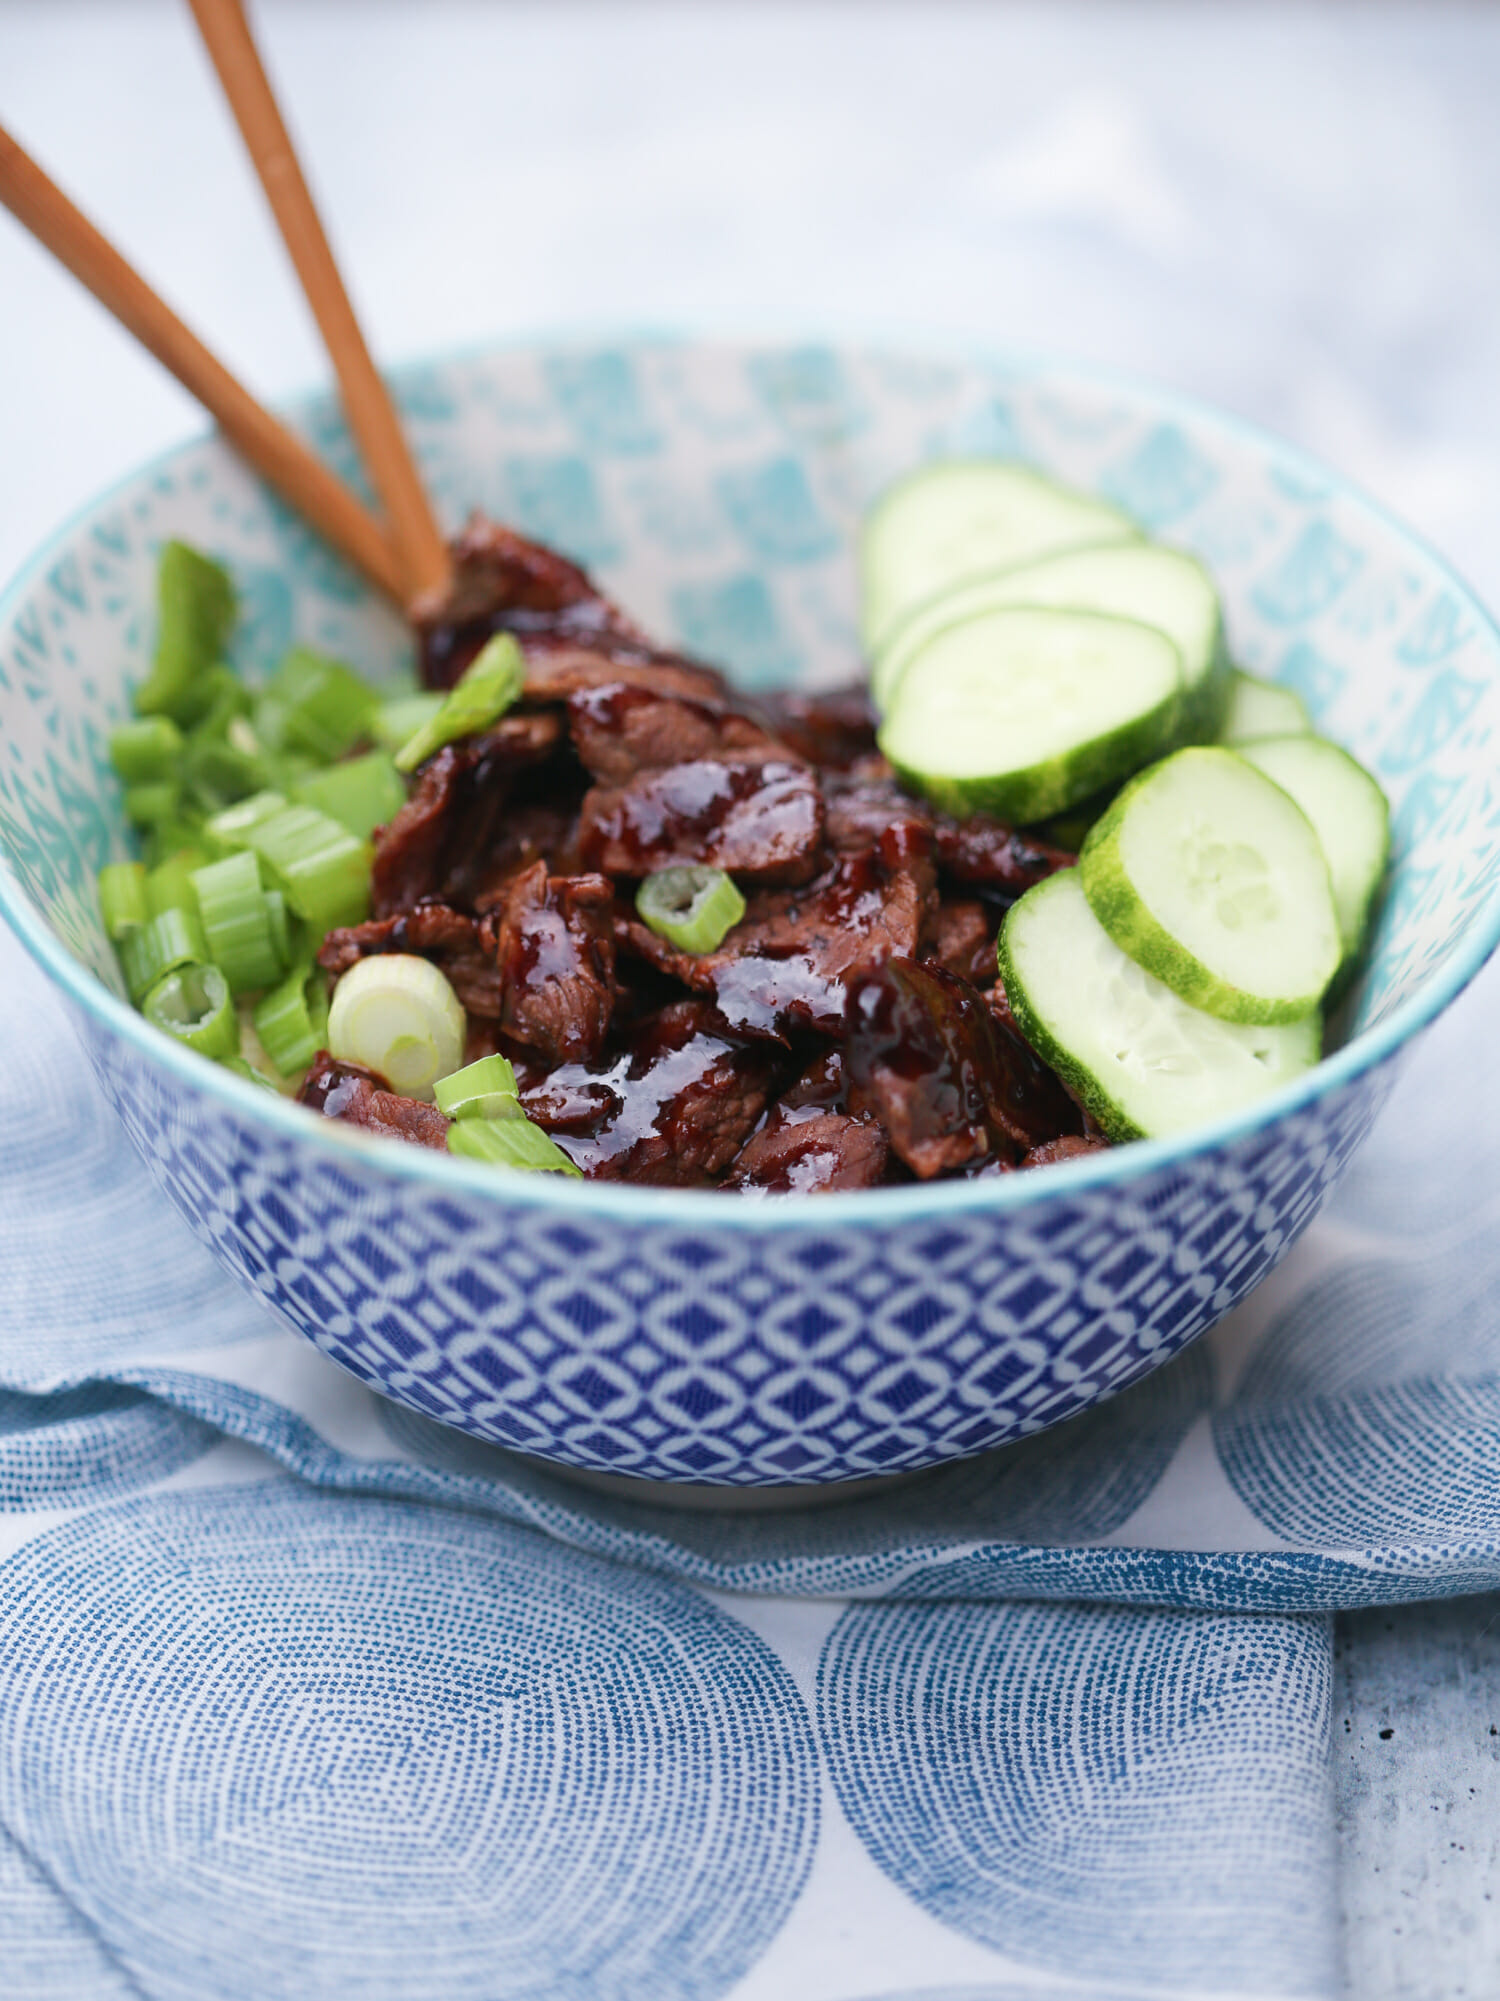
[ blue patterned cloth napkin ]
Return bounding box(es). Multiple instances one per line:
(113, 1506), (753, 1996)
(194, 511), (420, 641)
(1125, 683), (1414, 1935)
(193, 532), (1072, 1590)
(1, 923), (1496, 2001)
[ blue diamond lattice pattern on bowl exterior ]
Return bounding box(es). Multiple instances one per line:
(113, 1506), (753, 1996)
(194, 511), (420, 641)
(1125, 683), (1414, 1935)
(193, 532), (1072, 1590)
(84, 1002), (1399, 1482)
(3, 338), (1497, 1483)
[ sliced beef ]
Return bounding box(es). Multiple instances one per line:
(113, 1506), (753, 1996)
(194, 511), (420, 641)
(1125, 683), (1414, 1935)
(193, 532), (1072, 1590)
(317, 901), (501, 1017)
(844, 959), (1025, 1179)
(924, 900), (997, 985)
(824, 767), (935, 865)
(370, 711), (567, 916)
(724, 1106), (888, 1193)
(522, 1000), (780, 1186)
(1021, 1133), (1112, 1170)
(579, 756), (824, 886)
(930, 811), (1076, 895)
(297, 1053), (450, 1151)
(978, 977), (1089, 1153)
(617, 846), (934, 1040)
(415, 514), (726, 704)
(566, 680), (795, 787)
(755, 686), (879, 770)
(490, 860), (616, 1064)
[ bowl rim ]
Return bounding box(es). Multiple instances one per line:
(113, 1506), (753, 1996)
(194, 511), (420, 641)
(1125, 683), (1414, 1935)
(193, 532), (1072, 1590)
(2, 330), (1498, 1234)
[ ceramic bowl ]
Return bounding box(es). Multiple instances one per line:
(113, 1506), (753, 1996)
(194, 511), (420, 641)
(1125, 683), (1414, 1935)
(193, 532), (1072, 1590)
(2, 337), (1497, 1485)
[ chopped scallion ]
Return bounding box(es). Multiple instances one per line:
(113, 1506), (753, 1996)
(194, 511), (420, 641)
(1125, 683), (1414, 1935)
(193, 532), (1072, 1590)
(190, 849), (284, 994)
(256, 646), (379, 762)
(98, 862), (148, 941)
(118, 905), (209, 1005)
(435, 1054), (522, 1121)
(291, 750), (407, 840)
(326, 954), (465, 1099)
(143, 963), (239, 1059)
(242, 804), (372, 934)
(109, 715), (183, 783)
(447, 1115), (581, 1175)
(393, 634), (525, 773)
(205, 789), (287, 845)
(145, 852), (204, 920)
(123, 780), (182, 828)
(637, 865), (746, 954)
(182, 736), (273, 814)
(264, 887), (294, 970)
(371, 691), (443, 755)
(142, 816), (211, 871)
(253, 961), (327, 1075)
(132, 541), (236, 725)
(219, 1053), (279, 1091)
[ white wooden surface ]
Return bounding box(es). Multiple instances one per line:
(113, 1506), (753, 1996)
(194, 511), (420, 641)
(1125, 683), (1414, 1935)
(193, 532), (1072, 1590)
(3, 8), (1499, 1995)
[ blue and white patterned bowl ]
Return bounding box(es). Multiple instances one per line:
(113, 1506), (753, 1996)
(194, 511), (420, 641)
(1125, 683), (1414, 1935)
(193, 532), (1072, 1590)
(2, 337), (1497, 1485)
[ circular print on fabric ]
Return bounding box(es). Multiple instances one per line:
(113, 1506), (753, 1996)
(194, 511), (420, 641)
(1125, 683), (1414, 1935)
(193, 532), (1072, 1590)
(1213, 1252), (1500, 1548)
(0, 1483), (817, 2001)
(819, 1599), (1333, 1994)
(0, 1384), (217, 1511)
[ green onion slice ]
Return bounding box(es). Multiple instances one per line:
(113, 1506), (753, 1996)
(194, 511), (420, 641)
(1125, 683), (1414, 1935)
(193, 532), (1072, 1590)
(218, 1053), (279, 1092)
(191, 849), (284, 994)
(636, 866), (746, 954)
(253, 961), (328, 1076)
(393, 634), (525, 773)
(123, 780), (182, 828)
(447, 1115), (581, 1176)
(143, 963), (239, 1059)
(434, 1054), (522, 1121)
(109, 715), (183, 783)
(145, 851), (205, 920)
(372, 691), (444, 755)
(242, 804), (372, 934)
(133, 541), (237, 726)
(206, 789), (287, 845)
(291, 750), (407, 840)
(326, 954), (465, 1099)
(99, 862), (148, 941)
(118, 906), (210, 1005)
(256, 646), (379, 763)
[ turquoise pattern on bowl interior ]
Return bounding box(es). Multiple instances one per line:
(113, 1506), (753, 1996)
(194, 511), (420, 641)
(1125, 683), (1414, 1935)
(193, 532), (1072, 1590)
(1, 337), (1496, 1486)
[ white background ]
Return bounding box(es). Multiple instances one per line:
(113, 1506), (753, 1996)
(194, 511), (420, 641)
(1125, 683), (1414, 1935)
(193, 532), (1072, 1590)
(4, 6), (1499, 1994)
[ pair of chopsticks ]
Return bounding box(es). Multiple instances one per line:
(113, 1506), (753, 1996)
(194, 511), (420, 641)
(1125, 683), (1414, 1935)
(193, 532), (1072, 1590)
(0, 0), (448, 610)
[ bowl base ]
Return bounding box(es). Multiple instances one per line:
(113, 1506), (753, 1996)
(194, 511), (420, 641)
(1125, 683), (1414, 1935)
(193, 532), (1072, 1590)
(537, 1459), (937, 1513)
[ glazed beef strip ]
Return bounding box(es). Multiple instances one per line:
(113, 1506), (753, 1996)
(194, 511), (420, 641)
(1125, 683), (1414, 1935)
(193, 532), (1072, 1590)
(521, 1000), (782, 1186)
(844, 958), (1084, 1179)
(414, 513), (727, 705)
(568, 681), (825, 887)
(298, 1054), (451, 1150)
(369, 711), (568, 917)
(616, 844), (936, 1041)
(724, 1052), (889, 1194)
(489, 860), (617, 1064)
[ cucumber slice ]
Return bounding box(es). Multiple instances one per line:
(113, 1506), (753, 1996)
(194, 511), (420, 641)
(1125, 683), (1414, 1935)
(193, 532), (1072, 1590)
(1218, 669), (1312, 744)
(873, 543), (1230, 742)
(878, 608), (1182, 824)
(860, 462), (1139, 656)
(1000, 869), (1322, 1142)
(1238, 734), (1389, 959)
(1080, 746), (1341, 1024)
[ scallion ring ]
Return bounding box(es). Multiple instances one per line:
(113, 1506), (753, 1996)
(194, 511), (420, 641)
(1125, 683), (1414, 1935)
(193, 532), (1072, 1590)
(326, 954), (466, 1100)
(447, 1115), (581, 1175)
(435, 1053), (522, 1120)
(636, 865), (746, 954)
(143, 963), (239, 1059)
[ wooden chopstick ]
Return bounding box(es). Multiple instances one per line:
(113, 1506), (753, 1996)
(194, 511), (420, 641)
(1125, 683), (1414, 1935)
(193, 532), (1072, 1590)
(187, 0), (452, 603)
(0, 122), (408, 606)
